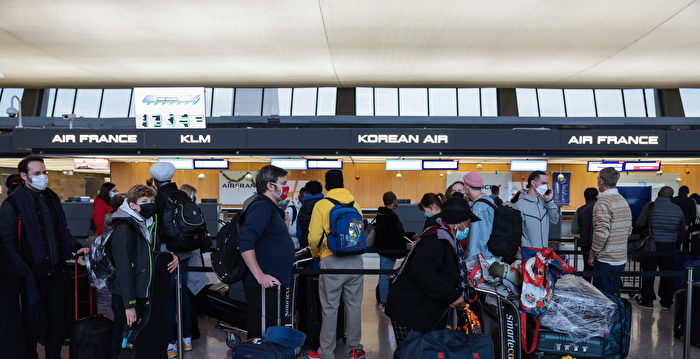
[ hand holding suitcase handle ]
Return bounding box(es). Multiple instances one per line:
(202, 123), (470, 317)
(261, 284), (283, 334)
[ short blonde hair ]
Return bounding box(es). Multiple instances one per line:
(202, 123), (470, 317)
(180, 183), (197, 197)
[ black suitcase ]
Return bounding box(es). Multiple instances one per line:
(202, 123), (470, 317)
(296, 274), (345, 349)
(69, 260), (113, 359)
(529, 328), (605, 359)
(65, 259), (98, 339)
(204, 281), (248, 329)
(673, 282), (700, 347)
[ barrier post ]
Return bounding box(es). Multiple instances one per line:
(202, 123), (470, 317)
(176, 263), (183, 359)
(684, 266), (694, 359)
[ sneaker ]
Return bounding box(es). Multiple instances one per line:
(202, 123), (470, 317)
(349, 349), (366, 359)
(183, 336), (193, 351)
(167, 342), (178, 357)
(307, 351), (321, 359)
(635, 299), (654, 309)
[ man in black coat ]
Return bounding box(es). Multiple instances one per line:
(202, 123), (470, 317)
(374, 191), (414, 308)
(296, 180), (324, 248)
(672, 185), (697, 228)
(571, 187), (598, 281)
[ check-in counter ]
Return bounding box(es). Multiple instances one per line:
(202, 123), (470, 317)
(62, 202), (94, 241)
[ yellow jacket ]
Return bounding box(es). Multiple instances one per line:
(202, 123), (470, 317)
(308, 188), (363, 260)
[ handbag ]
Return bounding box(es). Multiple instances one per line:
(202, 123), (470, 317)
(393, 308), (494, 359)
(631, 203), (656, 259)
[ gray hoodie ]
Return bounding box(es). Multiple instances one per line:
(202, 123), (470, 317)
(513, 189), (560, 248)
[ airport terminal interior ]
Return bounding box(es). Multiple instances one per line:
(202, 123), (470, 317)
(2, 1), (700, 358)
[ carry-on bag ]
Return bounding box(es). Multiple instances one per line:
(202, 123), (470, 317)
(602, 292), (632, 358)
(232, 285), (299, 359)
(296, 272), (346, 348)
(69, 259), (113, 359)
(673, 282), (700, 348)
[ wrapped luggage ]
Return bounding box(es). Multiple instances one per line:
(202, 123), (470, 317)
(540, 275), (617, 342)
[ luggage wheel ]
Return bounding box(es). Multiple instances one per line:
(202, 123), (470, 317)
(226, 332), (241, 348)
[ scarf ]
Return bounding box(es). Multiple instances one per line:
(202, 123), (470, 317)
(11, 185), (73, 264)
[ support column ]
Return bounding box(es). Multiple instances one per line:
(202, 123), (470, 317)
(657, 89), (685, 117)
(335, 88), (356, 116)
(497, 88), (519, 116)
(19, 89), (44, 116)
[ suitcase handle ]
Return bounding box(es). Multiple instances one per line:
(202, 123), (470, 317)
(261, 284), (282, 334)
(74, 256), (94, 321)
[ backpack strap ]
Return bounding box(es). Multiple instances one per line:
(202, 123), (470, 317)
(475, 197), (498, 211)
(6, 196), (22, 251)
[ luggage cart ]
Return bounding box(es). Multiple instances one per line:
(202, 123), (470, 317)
(469, 286), (522, 359)
(621, 254), (642, 298)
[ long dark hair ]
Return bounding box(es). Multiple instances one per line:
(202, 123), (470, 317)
(97, 182), (116, 203)
(418, 192), (446, 211)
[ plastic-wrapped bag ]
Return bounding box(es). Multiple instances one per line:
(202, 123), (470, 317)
(540, 275), (617, 342)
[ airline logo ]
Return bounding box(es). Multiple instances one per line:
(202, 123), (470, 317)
(567, 135), (659, 145)
(357, 134), (448, 144)
(51, 134), (138, 144)
(180, 134), (211, 144)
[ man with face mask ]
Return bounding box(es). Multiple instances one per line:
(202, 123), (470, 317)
(513, 170), (561, 249)
(238, 165), (295, 339)
(110, 184), (179, 358)
(0, 155), (88, 359)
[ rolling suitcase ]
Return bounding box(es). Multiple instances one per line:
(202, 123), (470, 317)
(296, 273), (345, 349)
(69, 260), (113, 359)
(232, 286), (296, 359)
(673, 282), (700, 347)
(602, 292), (631, 358)
(530, 329), (605, 359)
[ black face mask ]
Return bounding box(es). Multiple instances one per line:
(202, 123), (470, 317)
(138, 203), (157, 219)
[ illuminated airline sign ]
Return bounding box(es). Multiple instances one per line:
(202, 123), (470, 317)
(307, 159), (343, 170)
(510, 160), (548, 172)
(357, 134), (448, 144)
(51, 134), (138, 144)
(587, 161), (624, 172)
(623, 161), (661, 172)
(567, 135), (659, 145)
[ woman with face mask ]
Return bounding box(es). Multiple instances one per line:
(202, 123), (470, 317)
(513, 170), (561, 249)
(92, 182), (118, 236)
(418, 192), (446, 230)
(385, 196), (480, 345)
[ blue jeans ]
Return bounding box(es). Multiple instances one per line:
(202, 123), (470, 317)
(378, 256), (396, 303)
(165, 266), (191, 341)
(592, 260), (625, 296)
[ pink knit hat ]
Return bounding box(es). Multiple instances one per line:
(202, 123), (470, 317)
(463, 172), (483, 188)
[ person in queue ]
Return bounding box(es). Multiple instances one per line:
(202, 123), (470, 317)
(110, 184), (179, 358)
(297, 180), (325, 249)
(672, 185), (697, 230)
(463, 172), (495, 258)
(238, 165), (295, 338)
(307, 170), (365, 359)
(93, 182), (119, 236)
(513, 170), (560, 248)
(418, 192), (445, 230)
(589, 167), (632, 297)
(0, 155), (89, 359)
(571, 187), (599, 281)
(5, 173), (23, 196)
(385, 195), (479, 345)
(374, 191), (416, 311)
(446, 181), (467, 198)
(285, 187), (306, 249)
(635, 186), (684, 308)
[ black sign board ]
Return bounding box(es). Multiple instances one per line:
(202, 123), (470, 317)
(143, 129), (246, 150)
(246, 128), (352, 150)
(0, 134), (13, 153)
(666, 130), (700, 152)
(560, 130), (666, 151)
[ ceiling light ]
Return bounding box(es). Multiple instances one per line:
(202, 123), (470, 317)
(0, 72), (5, 78)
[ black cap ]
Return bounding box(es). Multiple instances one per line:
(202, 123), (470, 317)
(325, 170), (344, 190)
(442, 196), (481, 224)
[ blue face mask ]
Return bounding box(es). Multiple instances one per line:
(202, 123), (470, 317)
(424, 212), (432, 218)
(455, 227), (469, 240)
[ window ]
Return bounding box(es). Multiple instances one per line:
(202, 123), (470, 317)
(100, 89), (131, 118)
(73, 89), (102, 118)
(292, 88), (317, 116)
(680, 88), (700, 117)
(564, 89), (595, 117)
(458, 88), (480, 116)
(516, 88), (539, 117)
(428, 88), (457, 116)
(595, 89), (625, 117)
(53, 89), (76, 117)
(355, 87), (374, 116)
(204, 88), (213, 117)
(374, 88), (398, 116)
(263, 88), (292, 116)
(399, 88), (428, 116)
(234, 88), (263, 115)
(211, 88), (234, 117)
(316, 87), (337, 116)
(623, 89), (647, 117)
(481, 88), (498, 116)
(537, 89), (565, 117)
(645, 89), (657, 117)
(45, 88), (56, 116)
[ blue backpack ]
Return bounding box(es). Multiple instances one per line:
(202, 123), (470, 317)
(602, 291), (631, 358)
(321, 198), (366, 256)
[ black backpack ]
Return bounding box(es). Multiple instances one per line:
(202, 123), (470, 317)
(211, 199), (275, 284)
(161, 191), (207, 252)
(476, 198), (523, 262)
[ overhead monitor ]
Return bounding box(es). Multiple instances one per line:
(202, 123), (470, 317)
(587, 161), (624, 172)
(623, 161), (661, 172)
(422, 160), (459, 170)
(158, 158), (194, 170)
(193, 159), (229, 169)
(134, 87), (206, 129)
(74, 158), (109, 170)
(510, 160), (548, 172)
(307, 159), (343, 170)
(385, 159), (423, 171)
(270, 158), (308, 170)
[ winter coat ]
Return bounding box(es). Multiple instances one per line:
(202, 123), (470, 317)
(308, 189), (363, 260)
(374, 206), (410, 259)
(92, 197), (112, 236)
(297, 193), (324, 248)
(635, 197), (685, 244)
(572, 200), (596, 249)
(513, 190), (560, 248)
(110, 201), (159, 309)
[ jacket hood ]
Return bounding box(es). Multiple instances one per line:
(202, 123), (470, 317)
(518, 189), (539, 203)
(302, 193), (324, 202)
(326, 188), (355, 204)
(113, 201), (154, 227)
(377, 206), (394, 215)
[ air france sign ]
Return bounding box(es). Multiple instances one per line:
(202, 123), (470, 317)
(51, 134), (138, 144)
(567, 135), (659, 145)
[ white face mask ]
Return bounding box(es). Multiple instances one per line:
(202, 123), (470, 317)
(535, 184), (549, 196)
(30, 174), (49, 191)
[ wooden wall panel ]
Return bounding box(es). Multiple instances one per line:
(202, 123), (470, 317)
(110, 162), (700, 210)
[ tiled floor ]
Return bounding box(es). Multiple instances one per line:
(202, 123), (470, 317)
(40, 254), (700, 358)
